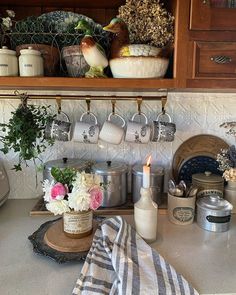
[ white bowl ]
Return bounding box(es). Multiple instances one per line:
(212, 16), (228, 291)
(110, 56), (169, 78)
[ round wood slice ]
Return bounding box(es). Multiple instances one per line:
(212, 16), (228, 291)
(44, 219), (98, 253)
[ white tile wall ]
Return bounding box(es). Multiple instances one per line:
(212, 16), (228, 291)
(1, 91), (236, 199)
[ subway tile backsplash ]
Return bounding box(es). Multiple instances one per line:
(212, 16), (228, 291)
(1, 91), (236, 199)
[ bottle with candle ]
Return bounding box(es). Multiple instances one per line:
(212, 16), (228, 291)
(134, 156), (158, 243)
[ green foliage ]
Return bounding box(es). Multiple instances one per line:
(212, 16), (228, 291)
(51, 167), (77, 189)
(0, 102), (55, 171)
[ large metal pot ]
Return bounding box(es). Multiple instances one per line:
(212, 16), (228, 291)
(132, 164), (164, 205)
(196, 195), (233, 232)
(43, 157), (88, 182)
(92, 161), (128, 207)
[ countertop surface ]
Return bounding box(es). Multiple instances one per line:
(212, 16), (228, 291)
(0, 199), (236, 295)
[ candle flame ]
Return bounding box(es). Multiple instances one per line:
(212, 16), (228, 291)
(146, 155), (152, 167)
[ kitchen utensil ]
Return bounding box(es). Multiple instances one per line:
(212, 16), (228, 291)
(0, 46), (18, 76)
(73, 112), (99, 144)
(132, 164), (164, 205)
(43, 157), (88, 182)
(0, 159), (10, 207)
(92, 161), (128, 207)
(172, 134), (229, 182)
(196, 195), (233, 232)
(168, 193), (196, 225)
(192, 171), (224, 198)
(19, 46), (44, 77)
(125, 112), (151, 144)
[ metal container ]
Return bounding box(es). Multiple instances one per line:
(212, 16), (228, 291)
(43, 157), (88, 182)
(92, 161), (128, 207)
(192, 171), (224, 198)
(132, 164), (164, 205)
(196, 195), (233, 232)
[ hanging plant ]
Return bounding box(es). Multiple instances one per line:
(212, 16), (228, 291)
(0, 93), (55, 171)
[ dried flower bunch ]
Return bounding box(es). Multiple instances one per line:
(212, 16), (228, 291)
(43, 168), (103, 215)
(118, 0), (174, 47)
(220, 121), (236, 136)
(217, 145), (236, 182)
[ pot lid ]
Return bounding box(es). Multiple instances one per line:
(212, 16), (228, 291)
(132, 164), (164, 176)
(44, 158), (87, 170)
(92, 161), (127, 175)
(0, 46), (16, 55)
(197, 195), (233, 211)
(192, 171), (223, 183)
(20, 46), (41, 55)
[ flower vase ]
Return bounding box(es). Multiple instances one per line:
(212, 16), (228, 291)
(224, 181), (236, 213)
(63, 210), (93, 239)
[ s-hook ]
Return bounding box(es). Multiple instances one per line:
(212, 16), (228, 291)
(111, 99), (116, 115)
(86, 99), (91, 114)
(161, 96), (167, 114)
(137, 97), (142, 115)
(56, 96), (62, 114)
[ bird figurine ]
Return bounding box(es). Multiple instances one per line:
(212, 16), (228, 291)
(75, 20), (108, 78)
(103, 18), (164, 59)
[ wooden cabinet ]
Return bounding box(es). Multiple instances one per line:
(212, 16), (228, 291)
(187, 0), (236, 89)
(0, 0), (187, 93)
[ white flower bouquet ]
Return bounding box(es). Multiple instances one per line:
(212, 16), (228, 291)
(42, 168), (103, 215)
(217, 145), (236, 182)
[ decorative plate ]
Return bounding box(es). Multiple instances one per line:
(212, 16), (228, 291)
(172, 134), (229, 182)
(28, 217), (104, 264)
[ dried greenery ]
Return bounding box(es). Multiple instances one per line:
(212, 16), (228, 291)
(118, 0), (174, 47)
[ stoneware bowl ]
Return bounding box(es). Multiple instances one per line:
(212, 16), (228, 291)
(110, 56), (169, 78)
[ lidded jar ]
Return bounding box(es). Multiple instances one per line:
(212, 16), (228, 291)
(19, 46), (44, 76)
(192, 171), (224, 198)
(0, 46), (18, 76)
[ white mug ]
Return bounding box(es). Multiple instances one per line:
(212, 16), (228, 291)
(99, 112), (126, 145)
(125, 112), (151, 143)
(73, 112), (99, 144)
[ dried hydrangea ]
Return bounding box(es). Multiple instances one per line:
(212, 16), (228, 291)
(220, 121), (236, 136)
(118, 0), (174, 47)
(223, 168), (236, 182)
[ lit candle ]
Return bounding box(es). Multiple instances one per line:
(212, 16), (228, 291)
(143, 156), (151, 188)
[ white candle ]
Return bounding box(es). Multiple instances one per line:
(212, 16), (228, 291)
(143, 156), (151, 188)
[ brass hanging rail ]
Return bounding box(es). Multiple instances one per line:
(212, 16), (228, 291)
(0, 94), (168, 101)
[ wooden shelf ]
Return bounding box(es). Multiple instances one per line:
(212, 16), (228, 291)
(0, 77), (175, 92)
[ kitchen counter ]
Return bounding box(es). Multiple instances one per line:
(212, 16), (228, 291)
(0, 199), (236, 295)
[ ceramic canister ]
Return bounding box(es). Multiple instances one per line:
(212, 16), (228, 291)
(19, 46), (44, 76)
(192, 171), (224, 198)
(0, 46), (18, 76)
(132, 164), (164, 205)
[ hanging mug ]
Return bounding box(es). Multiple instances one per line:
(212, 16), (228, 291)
(99, 112), (126, 145)
(151, 112), (176, 142)
(44, 111), (71, 142)
(73, 112), (99, 144)
(125, 112), (151, 144)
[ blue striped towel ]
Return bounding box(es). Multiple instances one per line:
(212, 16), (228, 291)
(72, 216), (199, 295)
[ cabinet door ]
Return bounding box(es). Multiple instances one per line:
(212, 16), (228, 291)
(190, 0), (236, 30)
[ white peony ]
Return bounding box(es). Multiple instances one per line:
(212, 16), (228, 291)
(42, 179), (55, 202)
(72, 171), (102, 191)
(46, 200), (70, 215)
(68, 188), (91, 211)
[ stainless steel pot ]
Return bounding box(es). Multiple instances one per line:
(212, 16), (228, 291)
(132, 164), (164, 205)
(196, 195), (233, 232)
(43, 157), (88, 182)
(92, 161), (128, 207)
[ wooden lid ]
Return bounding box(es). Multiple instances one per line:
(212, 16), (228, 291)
(44, 219), (98, 253)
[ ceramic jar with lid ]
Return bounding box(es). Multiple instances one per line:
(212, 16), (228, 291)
(196, 195), (233, 232)
(132, 164), (164, 205)
(0, 46), (18, 76)
(224, 181), (236, 213)
(43, 158), (88, 182)
(19, 46), (44, 76)
(192, 171), (224, 198)
(92, 161), (128, 207)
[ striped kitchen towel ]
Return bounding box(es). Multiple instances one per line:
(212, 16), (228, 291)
(72, 216), (199, 295)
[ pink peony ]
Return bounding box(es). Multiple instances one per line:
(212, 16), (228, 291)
(51, 183), (68, 200)
(89, 187), (103, 210)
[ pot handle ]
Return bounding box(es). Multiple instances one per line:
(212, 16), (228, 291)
(80, 112), (98, 125)
(206, 215), (231, 223)
(131, 112), (148, 124)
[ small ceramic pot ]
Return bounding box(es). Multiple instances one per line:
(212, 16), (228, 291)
(62, 45), (89, 77)
(63, 210), (93, 238)
(0, 46), (18, 76)
(19, 46), (44, 77)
